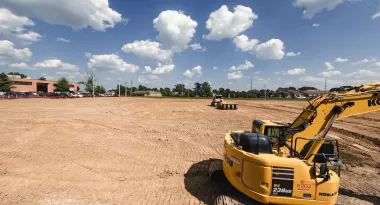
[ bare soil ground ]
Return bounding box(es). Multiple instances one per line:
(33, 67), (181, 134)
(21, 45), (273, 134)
(0, 98), (379, 205)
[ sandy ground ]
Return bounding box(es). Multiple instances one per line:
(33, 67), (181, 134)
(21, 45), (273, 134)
(0, 98), (379, 205)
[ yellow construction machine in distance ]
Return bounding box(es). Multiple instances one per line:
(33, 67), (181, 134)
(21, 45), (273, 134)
(210, 82), (380, 205)
(211, 94), (238, 110)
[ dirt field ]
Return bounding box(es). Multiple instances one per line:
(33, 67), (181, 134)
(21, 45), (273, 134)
(0, 98), (379, 205)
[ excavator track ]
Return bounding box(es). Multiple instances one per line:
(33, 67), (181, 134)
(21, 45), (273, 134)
(213, 195), (244, 205)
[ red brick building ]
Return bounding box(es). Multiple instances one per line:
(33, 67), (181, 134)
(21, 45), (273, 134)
(9, 77), (78, 93)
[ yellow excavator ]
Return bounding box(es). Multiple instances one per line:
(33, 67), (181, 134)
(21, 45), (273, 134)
(210, 82), (380, 205)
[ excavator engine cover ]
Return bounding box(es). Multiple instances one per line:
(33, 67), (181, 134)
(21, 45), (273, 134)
(238, 133), (272, 154)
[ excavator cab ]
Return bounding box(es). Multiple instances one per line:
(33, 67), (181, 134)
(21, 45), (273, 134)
(252, 120), (291, 139)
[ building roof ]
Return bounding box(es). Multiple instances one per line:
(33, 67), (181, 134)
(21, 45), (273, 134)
(133, 91), (148, 94)
(149, 91), (161, 95)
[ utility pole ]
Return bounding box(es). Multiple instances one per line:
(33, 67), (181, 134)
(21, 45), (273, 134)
(118, 79), (120, 97)
(325, 77), (327, 91)
(264, 84), (267, 100)
(181, 84), (183, 97)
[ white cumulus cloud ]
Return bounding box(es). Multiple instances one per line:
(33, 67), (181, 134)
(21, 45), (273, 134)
(229, 60), (254, 71)
(353, 58), (377, 65)
(227, 71), (243, 79)
(255, 39), (285, 60)
(9, 62), (34, 70)
(0, 40), (32, 64)
(0, 0), (125, 31)
(189, 43), (206, 52)
(233, 35), (259, 52)
(151, 63), (175, 74)
(286, 52), (301, 57)
(370, 62), (380, 69)
(33, 59), (78, 71)
(335, 57), (348, 62)
(0, 8), (41, 43)
(121, 40), (173, 62)
(144, 66), (152, 73)
(153, 10), (197, 52)
(325, 62), (334, 70)
(372, 11), (380, 19)
(345, 69), (380, 78)
(183, 65), (202, 78)
(87, 54), (139, 73)
(57, 37), (70, 43)
(299, 75), (326, 82)
(138, 74), (160, 84)
(183, 70), (193, 78)
(15, 31), (41, 42)
(319, 70), (342, 77)
(204, 5), (258, 40)
(287, 68), (305, 75)
(293, 0), (345, 18)
(312, 23), (320, 27)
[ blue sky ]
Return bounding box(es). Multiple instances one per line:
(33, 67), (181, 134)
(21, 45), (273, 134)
(0, 0), (379, 91)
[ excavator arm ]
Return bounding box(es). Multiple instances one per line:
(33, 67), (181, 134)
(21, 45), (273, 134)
(279, 82), (380, 162)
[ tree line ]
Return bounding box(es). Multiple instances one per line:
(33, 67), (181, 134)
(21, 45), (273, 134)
(1, 72), (345, 97)
(111, 82), (320, 98)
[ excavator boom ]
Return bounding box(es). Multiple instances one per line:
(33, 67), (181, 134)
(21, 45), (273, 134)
(283, 82), (380, 161)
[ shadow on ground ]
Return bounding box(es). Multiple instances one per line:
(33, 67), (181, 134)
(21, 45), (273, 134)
(184, 159), (261, 205)
(339, 188), (380, 204)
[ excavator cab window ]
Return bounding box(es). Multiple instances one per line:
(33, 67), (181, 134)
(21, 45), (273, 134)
(264, 127), (281, 138)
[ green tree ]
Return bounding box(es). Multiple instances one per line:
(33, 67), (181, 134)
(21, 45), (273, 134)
(0, 72), (13, 92)
(194, 82), (202, 96)
(54, 77), (70, 92)
(218, 87), (225, 96)
(95, 85), (106, 94)
(38, 76), (46, 80)
(160, 88), (167, 96)
(8, 72), (27, 79)
(164, 87), (171, 96)
(116, 85), (126, 96)
(138, 85), (148, 90)
(201, 81), (211, 97)
(173, 84), (185, 96)
(299, 86), (317, 91)
(225, 88), (231, 98)
(78, 73), (95, 95)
